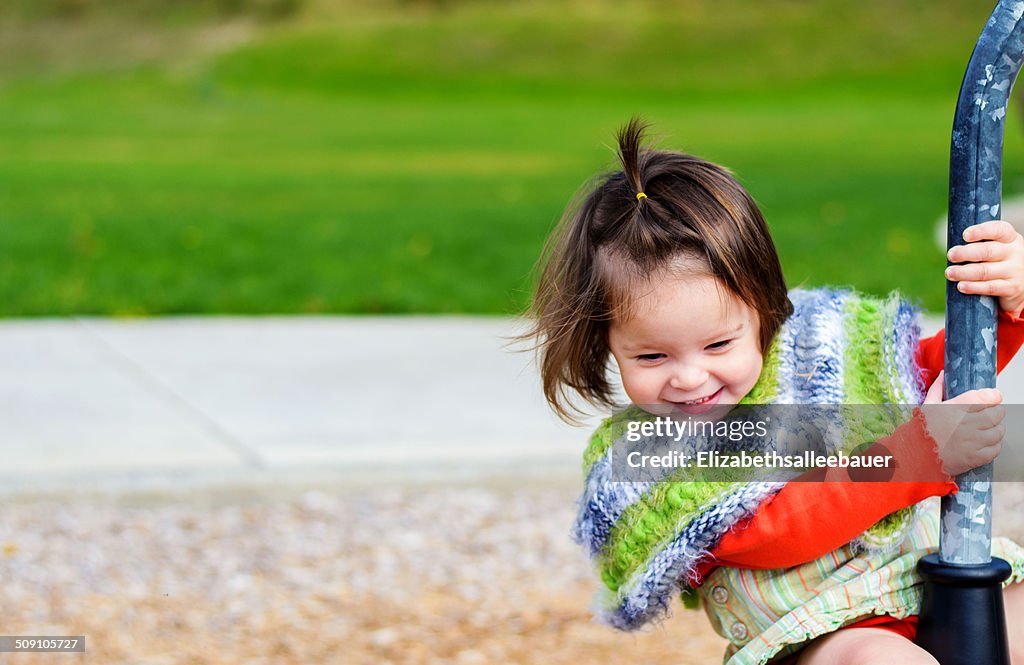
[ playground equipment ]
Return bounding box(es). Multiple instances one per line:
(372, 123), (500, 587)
(914, 2), (1022, 662)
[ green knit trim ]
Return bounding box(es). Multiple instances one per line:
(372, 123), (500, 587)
(859, 506), (915, 550)
(843, 295), (883, 404)
(841, 295), (891, 459)
(581, 405), (649, 477)
(597, 480), (736, 592)
(581, 417), (616, 478)
(740, 333), (782, 405)
(843, 293), (908, 406)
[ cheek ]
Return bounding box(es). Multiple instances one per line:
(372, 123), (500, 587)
(737, 349), (764, 388)
(715, 347), (762, 389)
(619, 367), (661, 402)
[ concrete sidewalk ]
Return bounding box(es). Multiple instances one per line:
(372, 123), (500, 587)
(0, 317), (595, 497)
(2, 315), (1022, 497)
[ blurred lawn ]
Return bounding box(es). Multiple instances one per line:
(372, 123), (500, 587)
(1, 0), (1022, 316)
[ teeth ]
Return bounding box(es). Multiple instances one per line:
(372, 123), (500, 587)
(682, 393), (714, 405)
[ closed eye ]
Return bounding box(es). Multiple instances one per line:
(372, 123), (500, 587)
(706, 339), (733, 351)
(636, 353), (666, 361)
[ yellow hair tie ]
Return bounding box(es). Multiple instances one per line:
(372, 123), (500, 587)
(636, 192), (647, 200)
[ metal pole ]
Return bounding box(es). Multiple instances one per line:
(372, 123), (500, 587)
(941, 0), (1024, 564)
(915, 2), (1022, 662)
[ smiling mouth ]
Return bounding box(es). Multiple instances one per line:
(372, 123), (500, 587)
(676, 388), (722, 406)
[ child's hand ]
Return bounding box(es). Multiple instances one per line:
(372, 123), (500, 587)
(921, 371), (1005, 476)
(945, 220), (1024, 318)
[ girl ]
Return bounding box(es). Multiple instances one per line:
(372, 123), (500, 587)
(527, 118), (1024, 664)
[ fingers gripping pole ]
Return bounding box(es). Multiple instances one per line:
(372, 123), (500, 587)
(944, 0), (1024, 565)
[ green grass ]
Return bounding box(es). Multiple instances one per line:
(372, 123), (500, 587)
(1, 0), (1022, 316)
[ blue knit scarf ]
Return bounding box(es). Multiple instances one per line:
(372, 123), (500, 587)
(572, 288), (926, 630)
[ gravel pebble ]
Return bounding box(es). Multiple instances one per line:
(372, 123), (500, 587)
(2, 483), (1022, 664)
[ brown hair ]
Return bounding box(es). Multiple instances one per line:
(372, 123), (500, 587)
(524, 118), (793, 423)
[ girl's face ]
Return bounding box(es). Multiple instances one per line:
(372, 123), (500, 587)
(608, 271), (764, 417)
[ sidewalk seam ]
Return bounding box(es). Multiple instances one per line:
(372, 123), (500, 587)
(73, 318), (266, 469)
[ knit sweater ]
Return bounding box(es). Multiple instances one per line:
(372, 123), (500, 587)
(573, 288), (926, 630)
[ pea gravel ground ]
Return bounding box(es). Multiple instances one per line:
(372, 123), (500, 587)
(2, 482), (1023, 665)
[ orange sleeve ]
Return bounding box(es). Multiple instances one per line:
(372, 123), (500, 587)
(695, 412), (956, 578)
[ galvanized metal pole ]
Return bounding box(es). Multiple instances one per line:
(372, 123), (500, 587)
(915, 3), (1022, 662)
(942, 0), (1024, 564)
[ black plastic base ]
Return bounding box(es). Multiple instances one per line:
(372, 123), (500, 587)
(915, 553), (1011, 665)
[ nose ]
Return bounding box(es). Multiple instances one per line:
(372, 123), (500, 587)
(668, 362), (709, 392)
